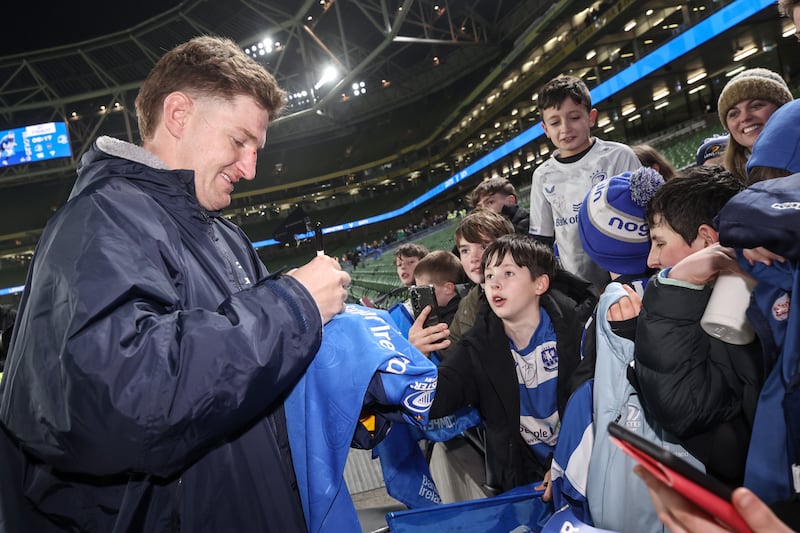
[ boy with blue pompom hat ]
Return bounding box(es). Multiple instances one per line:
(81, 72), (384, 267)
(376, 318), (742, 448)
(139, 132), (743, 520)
(571, 166), (665, 380)
(549, 167), (667, 531)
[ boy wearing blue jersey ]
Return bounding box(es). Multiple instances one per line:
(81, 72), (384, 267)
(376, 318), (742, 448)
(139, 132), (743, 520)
(429, 234), (585, 496)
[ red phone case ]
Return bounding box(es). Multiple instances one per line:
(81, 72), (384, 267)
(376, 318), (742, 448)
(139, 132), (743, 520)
(609, 436), (753, 533)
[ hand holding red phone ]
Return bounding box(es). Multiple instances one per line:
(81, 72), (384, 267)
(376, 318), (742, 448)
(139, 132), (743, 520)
(608, 422), (752, 533)
(635, 466), (791, 533)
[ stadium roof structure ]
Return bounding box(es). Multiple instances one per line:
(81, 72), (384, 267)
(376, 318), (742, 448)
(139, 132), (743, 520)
(0, 0), (793, 279)
(0, 0), (552, 188)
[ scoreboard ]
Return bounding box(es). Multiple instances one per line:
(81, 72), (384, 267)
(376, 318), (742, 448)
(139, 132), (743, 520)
(0, 121), (72, 168)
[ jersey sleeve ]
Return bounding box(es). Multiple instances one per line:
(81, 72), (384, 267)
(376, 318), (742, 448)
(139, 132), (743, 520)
(529, 166), (554, 237)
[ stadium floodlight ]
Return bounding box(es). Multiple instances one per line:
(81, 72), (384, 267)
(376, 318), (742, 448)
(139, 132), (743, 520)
(314, 66), (339, 90)
(352, 81), (366, 96)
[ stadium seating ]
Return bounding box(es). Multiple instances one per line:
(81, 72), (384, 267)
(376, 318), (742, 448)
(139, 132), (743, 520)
(347, 220), (457, 308)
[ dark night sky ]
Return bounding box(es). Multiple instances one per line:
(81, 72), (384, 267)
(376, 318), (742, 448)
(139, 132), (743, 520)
(5, 1), (184, 55)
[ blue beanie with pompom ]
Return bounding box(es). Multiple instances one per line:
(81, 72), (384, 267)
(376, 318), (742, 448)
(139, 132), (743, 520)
(578, 167), (664, 275)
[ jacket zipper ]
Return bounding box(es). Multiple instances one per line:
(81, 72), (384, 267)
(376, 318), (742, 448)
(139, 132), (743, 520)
(170, 477), (182, 531)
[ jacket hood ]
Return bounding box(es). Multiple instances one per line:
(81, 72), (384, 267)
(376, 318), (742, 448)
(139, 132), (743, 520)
(718, 173), (800, 260)
(71, 136), (209, 214)
(747, 99), (800, 176)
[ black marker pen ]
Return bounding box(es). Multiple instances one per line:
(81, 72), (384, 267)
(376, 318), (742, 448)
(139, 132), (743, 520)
(315, 221), (324, 257)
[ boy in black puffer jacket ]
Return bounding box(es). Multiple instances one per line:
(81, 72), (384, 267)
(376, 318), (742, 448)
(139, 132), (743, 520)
(429, 234), (596, 496)
(632, 167), (762, 487)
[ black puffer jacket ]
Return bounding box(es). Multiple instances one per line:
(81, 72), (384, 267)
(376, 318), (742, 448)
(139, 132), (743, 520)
(633, 274), (764, 485)
(501, 204), (531, 235)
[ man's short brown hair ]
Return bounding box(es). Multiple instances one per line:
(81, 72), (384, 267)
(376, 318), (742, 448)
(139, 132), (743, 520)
(135, 36), (286, 141)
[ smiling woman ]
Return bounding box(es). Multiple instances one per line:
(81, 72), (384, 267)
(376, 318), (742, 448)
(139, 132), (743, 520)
(716, 67), (794, 183)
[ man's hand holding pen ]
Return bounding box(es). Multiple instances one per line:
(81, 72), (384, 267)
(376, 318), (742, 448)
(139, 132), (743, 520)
(289, 221), (350, 323)
(289, 255), (350, 324)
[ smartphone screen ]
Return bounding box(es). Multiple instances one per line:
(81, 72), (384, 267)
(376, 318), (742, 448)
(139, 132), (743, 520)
(410, 285), (442, 328)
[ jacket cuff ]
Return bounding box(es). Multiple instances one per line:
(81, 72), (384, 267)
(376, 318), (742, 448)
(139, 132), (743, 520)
(657, 268), (706, 290)
(270, 274), (324, 338)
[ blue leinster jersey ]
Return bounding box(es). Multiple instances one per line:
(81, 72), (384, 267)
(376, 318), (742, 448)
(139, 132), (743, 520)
(510, 307), (560, 463)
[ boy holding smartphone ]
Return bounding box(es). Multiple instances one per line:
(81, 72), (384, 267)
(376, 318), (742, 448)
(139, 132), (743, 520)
(407, 250), (465, 356)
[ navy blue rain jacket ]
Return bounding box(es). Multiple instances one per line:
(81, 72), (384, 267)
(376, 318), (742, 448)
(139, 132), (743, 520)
(0, 137), (322, 532)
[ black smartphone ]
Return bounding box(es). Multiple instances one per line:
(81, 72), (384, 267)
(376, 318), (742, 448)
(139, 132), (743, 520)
(607, 422), (751, 533)
(409, 285), (442, 328)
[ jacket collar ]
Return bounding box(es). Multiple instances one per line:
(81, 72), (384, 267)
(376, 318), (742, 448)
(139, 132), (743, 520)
(72, 137), (222, 220)
(96, 136), (169, 169)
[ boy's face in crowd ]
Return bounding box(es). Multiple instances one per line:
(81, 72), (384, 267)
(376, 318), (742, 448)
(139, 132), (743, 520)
(174, 94), (268, 211)
(724, 99), (780, 150)
(477, 192), (516, 213)
(647, 214), (707, 269)
(396, 255), (421, 287)
(483, 251), (544, 324)
(541, 98), (597, 158)
(413, 273), (455, 308)
(457, 236), (492, 285)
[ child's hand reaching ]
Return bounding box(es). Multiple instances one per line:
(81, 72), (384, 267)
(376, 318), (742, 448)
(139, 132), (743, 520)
(536, 470), (553, 502)
(606, 284), (642, 322)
